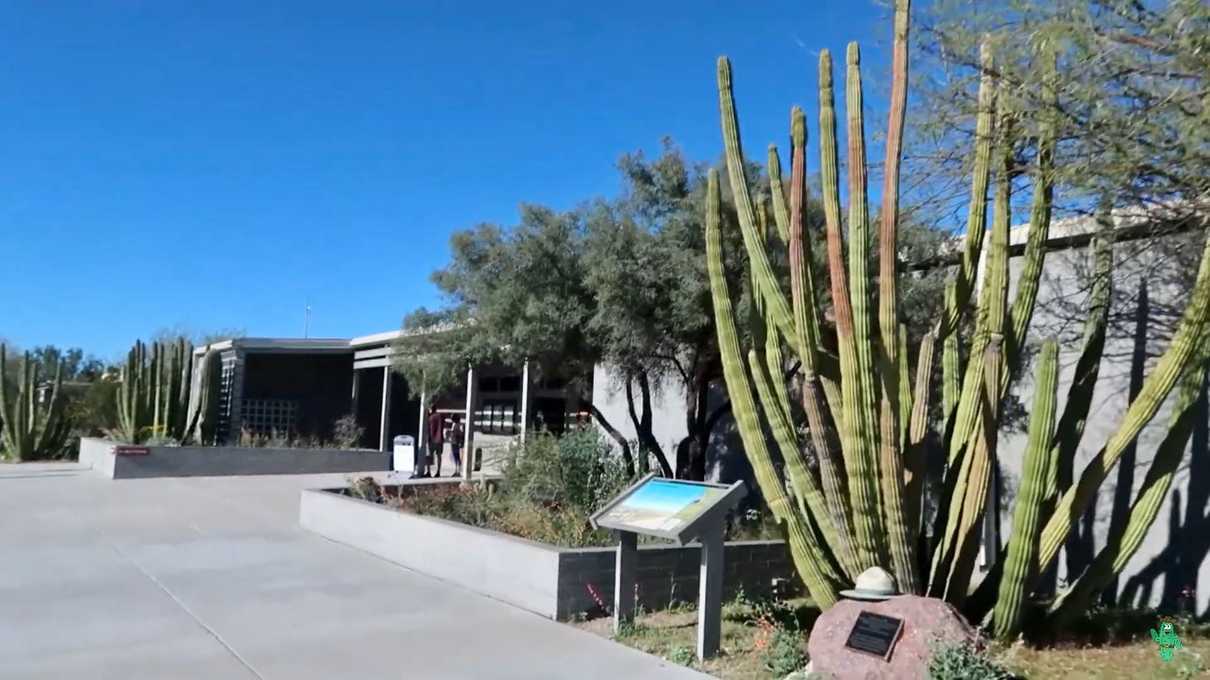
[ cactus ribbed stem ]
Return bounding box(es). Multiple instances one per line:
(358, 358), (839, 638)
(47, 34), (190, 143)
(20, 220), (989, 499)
(942, 280), (961, 422)
(819, 47), (883, 571)
(1006, 53), (1057, 364)
(939, 337), (1004, 605)
(947, 125), (1013, 464)
(897, 325), (912, 448)
(874, 1), (915, 592)
(766, 146), (791, 245)
(941, 43), (996, 339)
(932, 129), (1011, 597)
(1037, 230), (1210, 578)
(706, 168), (839, 607)
(782, 105), (858, 578)
(993, 340), (1059, 640)
(717, 57), (795, 344)
(749, 347), (846, 585)
(904, 331), (936, 533)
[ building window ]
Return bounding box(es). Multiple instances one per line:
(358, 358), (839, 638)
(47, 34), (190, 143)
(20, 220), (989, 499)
(241, 399), (298, 437)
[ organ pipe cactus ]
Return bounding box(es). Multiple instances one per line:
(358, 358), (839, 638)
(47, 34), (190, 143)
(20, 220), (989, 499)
(993, 340), (1058, 639)
(0, 345), (70, 461)
(114, 339), (205, 444)
(705, 0), (1210, 639)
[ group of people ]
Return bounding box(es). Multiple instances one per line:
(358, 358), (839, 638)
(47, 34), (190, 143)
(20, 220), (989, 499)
(410, 406), (466, 479)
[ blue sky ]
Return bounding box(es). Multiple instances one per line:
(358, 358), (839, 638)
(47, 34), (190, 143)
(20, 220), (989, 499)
(1, 0), (896, 360)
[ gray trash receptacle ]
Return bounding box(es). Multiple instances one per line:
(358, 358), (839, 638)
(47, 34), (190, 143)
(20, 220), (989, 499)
(392, 435), (415, 473)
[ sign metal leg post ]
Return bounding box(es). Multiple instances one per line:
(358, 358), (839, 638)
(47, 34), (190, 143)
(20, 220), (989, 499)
(614, 531), (637, 632)
(697, 522), (724, 661)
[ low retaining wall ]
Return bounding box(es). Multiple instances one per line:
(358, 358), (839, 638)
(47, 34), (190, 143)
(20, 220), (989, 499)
(79, 437), (391, 479)
(299, 487), (797, 620)
(554, 539), (794, 619)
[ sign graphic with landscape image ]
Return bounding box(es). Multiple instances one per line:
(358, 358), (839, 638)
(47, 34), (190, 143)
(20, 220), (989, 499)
(591, 475), (744, 542)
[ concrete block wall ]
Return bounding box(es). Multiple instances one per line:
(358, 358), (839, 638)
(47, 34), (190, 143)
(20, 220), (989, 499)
(299, 487), (799, 621)
(79, 437), (390, 479)
(301, 487), (564, 618)
(555, 540), (797, 620)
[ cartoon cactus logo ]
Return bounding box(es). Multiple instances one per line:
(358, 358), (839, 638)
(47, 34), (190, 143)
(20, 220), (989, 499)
(1150, 619), (1183, 662)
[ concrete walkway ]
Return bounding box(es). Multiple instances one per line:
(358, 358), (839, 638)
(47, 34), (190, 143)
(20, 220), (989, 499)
(0, 464), (708, 679)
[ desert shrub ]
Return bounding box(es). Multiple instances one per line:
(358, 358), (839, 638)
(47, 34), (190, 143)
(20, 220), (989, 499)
(331, 414), (363, 449)
(362, 427), (631, 547)
(927, 640), (1013, 680)
(761, 623), (806, 677)
(499, 427), (631, 511)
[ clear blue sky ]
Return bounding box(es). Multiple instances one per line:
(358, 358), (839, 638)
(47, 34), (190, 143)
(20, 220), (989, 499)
(1, 0), (897, 360)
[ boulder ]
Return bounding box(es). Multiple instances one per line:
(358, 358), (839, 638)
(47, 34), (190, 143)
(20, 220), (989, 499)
(806, 595), (977, 680)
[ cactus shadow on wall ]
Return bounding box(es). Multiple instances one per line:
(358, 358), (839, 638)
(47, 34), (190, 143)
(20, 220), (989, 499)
(1116, 377), (1210, 617)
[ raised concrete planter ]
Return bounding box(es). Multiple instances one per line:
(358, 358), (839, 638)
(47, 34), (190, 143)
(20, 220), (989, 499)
(299, 486), (797, 620)
(79, 437), (390, 479)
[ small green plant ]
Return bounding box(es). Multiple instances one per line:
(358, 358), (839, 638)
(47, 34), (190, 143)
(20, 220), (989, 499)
(666, 645), (695, 667)
(927, 640), (1013, 680)
(615, 619), (648, 639)
(761, 623), (806, 677)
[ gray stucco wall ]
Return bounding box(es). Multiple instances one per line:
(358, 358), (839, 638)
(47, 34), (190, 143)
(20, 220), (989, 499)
(590, 367), (750, 485)
(992, 223), (1210, 613)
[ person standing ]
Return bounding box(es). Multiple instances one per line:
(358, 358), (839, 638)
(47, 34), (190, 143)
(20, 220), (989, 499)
(426, 407), (444, 478)
(449, 416), (465, 476)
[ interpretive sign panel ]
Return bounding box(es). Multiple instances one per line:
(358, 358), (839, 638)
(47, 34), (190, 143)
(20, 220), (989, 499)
(591, 472), (748, 661)
(590, 473), (745, 544)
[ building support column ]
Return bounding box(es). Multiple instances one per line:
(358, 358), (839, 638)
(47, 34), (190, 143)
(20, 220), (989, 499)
(519, 359), (531, 444)
(462, 365), (477, 482)
(221, 349), (246, 445)
(416, 374), (427, 453)
(351, 369), (361, 415)
(379, 367), (393, 452)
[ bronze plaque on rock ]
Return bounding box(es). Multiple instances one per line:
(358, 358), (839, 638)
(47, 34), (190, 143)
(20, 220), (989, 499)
(844, 611), (904, 661)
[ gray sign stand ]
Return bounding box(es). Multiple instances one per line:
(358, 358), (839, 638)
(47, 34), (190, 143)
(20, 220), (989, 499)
(614, 531), (637, 630)
(695, 520), (725, 659)
(591, 474), (746, 661)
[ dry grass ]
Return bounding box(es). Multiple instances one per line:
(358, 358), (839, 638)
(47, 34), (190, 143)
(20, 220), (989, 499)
(572, 598), (816, 679)
(573, 600), (1210, 679)
(996, 637), (1209, 679)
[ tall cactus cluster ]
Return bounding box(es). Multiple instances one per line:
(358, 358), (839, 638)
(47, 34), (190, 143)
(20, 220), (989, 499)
(0, 345), (71, 461)
(707, 0), (1210, 639)
(114, 339), (219, 445)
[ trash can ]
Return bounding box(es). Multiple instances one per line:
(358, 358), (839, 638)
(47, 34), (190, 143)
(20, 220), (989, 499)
(392, 435), (415, 474)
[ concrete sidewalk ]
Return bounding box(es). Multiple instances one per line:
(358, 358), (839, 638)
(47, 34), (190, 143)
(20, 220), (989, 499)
(0, 464), (708, 679)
